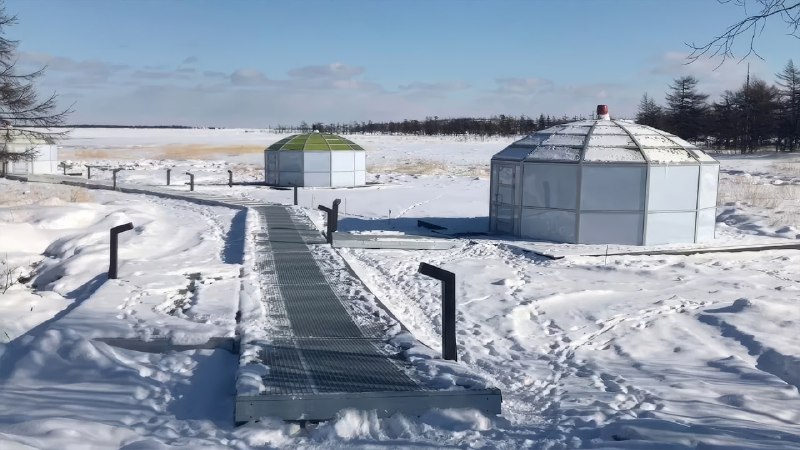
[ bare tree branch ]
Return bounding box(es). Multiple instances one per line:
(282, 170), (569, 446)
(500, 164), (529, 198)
(686, 0), (800, 66)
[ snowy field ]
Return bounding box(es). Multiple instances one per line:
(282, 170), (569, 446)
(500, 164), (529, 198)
(1, 128), (800, 449)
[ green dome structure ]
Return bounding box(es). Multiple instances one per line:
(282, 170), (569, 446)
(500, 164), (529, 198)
(264, 132), (367, 187)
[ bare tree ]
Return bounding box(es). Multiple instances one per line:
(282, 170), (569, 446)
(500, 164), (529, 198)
(687, 0), (800, 65)
(0, 2), (70, 172)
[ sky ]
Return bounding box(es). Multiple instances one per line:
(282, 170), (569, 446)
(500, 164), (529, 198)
(3, 0), (799, 127)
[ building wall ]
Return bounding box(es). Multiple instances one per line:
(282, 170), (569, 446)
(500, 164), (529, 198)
(490, 159), (719, 246)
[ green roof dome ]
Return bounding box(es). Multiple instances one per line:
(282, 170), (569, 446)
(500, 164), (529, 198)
(267, 132), (364, 151)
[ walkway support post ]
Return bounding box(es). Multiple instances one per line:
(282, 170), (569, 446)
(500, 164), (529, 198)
(317, 199), (341, 244)
(87, 166), (93, 180)
(109, 222), (134, 280)
(186, 172), (194, 191)
(166, 168), (171, 186)
(293, 186), (298, 206)
(418, 262), (457, 361)
(112, 168), (122, 190)
(228, 169), (233, 188)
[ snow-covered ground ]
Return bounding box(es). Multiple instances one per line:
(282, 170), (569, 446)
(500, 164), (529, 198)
(2, 128), (800, 449)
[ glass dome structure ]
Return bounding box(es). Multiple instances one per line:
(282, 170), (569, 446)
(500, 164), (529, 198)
(264, 132), (366, 187)
(490, 108), (719, 245)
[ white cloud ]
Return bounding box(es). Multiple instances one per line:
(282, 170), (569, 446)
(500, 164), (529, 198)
(287, 62), (364, 79)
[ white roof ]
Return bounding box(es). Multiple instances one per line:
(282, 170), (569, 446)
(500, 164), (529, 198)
(493, 119), (718, 164)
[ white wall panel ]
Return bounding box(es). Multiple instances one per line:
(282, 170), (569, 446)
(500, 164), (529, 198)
(354, 152), (366, 171)
(646, 212), (696, 245)
(304, 171), (331, 187)
(304, 151), (331, 172)
(354, 170), (366, 185)
(331, 171), (355, 187)
(278, 152), (303, 172)
(279, 171), (303, 187)
(521, 164), (578, 209)
(698, 165), (719, 209)
(581, 166), (646, 211)
(579, 212), (643, 245)
(696, 208), (717, 242)
(647, 165), (700, 211)
(520, 208), (576, 242)
(331, 151), (355, 172)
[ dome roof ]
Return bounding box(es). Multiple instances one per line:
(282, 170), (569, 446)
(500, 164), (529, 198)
(492, 119), (717, 164)
(267, 132), (364, 151)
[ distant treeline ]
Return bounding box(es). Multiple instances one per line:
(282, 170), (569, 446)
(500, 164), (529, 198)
(636, 59), (800, 153)
(59, 124), (197, 129)
(271, 114), (586, 137)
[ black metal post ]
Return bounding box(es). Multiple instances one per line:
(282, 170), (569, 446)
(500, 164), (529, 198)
(293, 186), (298, 206)
(228, 170), (233, 188)
(418, 262), (457, 361)
(109, 222), (134, 279)
(87, 166), (92, 180)
(166, 168), (171, 186)
(317, 198), (341, 244)
(186, 172), (194, 191)
(112, 168), (122, 190)
(61, 163), (67, 175)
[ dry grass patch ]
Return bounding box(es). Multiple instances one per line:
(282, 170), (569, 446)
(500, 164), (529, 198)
(368, 160), (489, 177)
(66, 145), (266, 161)
(718, 177), (800, 227)
(0, 185), (94, 207)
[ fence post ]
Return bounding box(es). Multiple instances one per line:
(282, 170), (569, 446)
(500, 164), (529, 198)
(166, 168), (171, 186)
(87, 166), (92, 180)
(317, 198), (341, 245)
(112, 168), (122, 190)
(418, 262), (457, 361)
(228, 169), (233, 188)
(186, 172), (194, 191)
(61, 163), (67, 175)
(109, 222), (134, 279)
(293, 186), (298, 206)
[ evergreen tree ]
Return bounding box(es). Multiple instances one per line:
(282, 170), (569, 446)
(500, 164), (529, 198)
(665, 76), (709, 142)
(776, 59), (800, 151)
(635, 93), (663, 128)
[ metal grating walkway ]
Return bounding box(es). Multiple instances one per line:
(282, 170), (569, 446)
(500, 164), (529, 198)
(236, 205), (501, 422)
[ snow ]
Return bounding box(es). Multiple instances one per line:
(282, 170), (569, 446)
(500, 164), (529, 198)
(2, 128), (800, 448)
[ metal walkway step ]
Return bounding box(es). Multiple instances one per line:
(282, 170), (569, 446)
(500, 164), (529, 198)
(236, 205), (502, 422)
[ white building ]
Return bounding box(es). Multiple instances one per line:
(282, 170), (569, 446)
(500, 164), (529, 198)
(489, 105), (719, 246)
(264, 132), (366, 187)
(1, 128), (59, 175)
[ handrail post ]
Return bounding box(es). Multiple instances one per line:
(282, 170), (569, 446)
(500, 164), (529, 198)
(316, 198), (341, 244)
(166, 168), (171, 186)
(186, 171), (194, 191)
(112, 168), (122, 190)
(228, 169), (233, 188)
(293, 186), (298, 206)
(109, 222), (134, 279)
(87, 166), (92, 180)
(418, 262), (457, 361)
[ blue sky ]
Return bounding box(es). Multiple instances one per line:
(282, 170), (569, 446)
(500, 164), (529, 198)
(4, 0), (798, 127)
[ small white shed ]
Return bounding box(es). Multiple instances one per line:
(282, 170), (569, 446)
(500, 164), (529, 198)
(265, 132), (366, 187)
(1, 128), (59, 175)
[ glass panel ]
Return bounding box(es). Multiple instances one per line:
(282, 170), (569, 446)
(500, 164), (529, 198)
(522, 164), (578, 209)
(587, 134), (636, 147)
(642, 147), (696, 163)
(526, 145), (581, 162)
(637, 134), (679, 147)
(581, 166), (646, 210)
(493, 145), (533, 161)
(578, 212), (643, 245)
(688, 149), (718, 162)
(696, 208), (717, 242)
(542, 134), (586, 146)
(584, 147), (645, 162)
(646, 212), (697, 245)
(648, 165), (699, 211)
(698, 165), (719, 209)
(515, 134), (549, 147)
(520, 209), (576, 243)
(498, 166), (515, 184)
